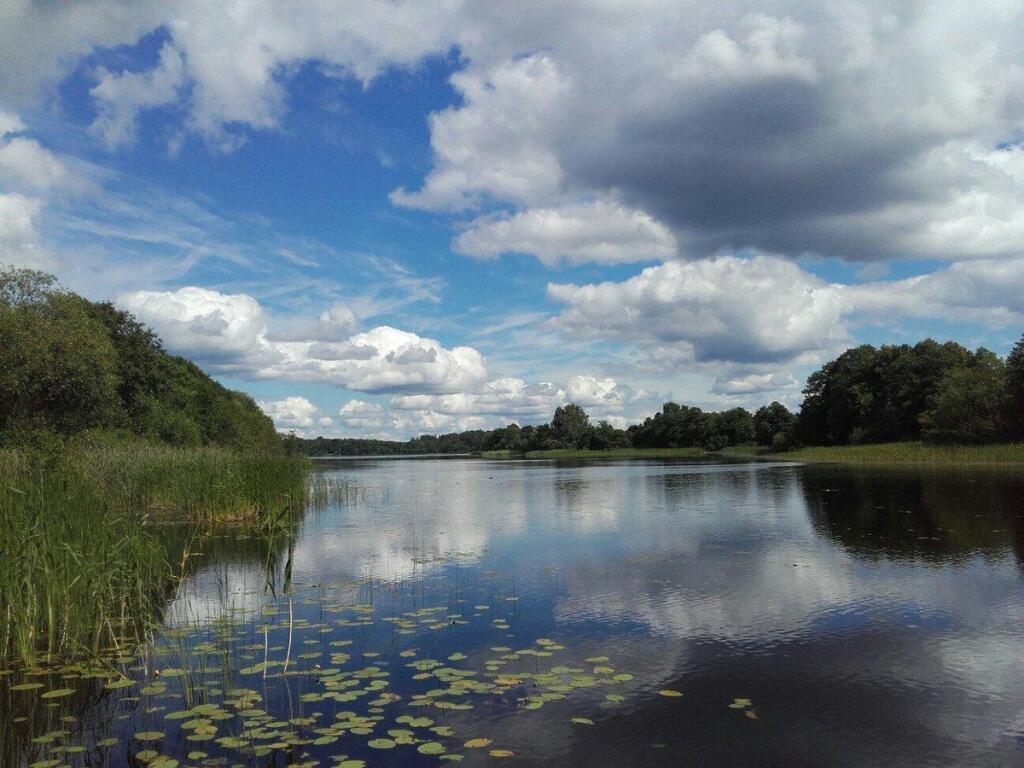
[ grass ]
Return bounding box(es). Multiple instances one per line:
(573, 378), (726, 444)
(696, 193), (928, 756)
(484, 442), (1024, 466)
(80, 445), (310, 525)
(0, 445), (310, 666)
(760, 441), (1024, 466)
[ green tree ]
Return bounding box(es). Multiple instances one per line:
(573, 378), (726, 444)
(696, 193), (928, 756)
(1006, 334), (1024, 441)
(715, 407), (755, 446)
(0, 266), (281, 450)
(753, 402), (795, 447)
(0, 268), (122, 438)
(551, 404), (592, 449)
(920, 349), (1006, 444)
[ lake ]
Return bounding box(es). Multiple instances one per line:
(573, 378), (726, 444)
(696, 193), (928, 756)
(5, 457), (1024, 767)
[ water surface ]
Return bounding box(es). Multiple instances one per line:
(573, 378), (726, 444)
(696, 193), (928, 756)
(6, 458), (1024, 766)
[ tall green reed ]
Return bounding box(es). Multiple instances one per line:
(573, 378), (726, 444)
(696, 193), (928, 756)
(0, 445), (310, 666)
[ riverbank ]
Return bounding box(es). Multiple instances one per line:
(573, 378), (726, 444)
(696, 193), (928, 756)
(0, 444), (308, 665)
(482, 442), (1024, 466)
(760, 442), (1024, 466)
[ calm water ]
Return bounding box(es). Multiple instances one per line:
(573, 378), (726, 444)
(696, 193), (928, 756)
(6, 457), (1024, 767)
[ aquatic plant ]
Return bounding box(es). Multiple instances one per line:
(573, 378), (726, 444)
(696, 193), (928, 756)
(0, 445), (310, 666)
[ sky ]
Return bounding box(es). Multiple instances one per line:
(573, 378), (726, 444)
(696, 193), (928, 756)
(1, 1), (1023, 439)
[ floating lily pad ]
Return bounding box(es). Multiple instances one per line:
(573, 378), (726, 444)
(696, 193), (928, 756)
(41, 688), (75, 699)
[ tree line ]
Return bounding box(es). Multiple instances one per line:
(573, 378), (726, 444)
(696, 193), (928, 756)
(0, 267), (281, 450)
(297, 334), (1024, 456)
(5, 266), (1020, 455)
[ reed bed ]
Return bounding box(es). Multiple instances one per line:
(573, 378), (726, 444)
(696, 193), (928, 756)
(0, 445), (310, 666)
(767, 442), (1024, 466)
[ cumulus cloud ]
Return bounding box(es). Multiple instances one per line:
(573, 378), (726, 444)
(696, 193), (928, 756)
(5, 3), (1024, 264)
(391, 54), (570, 211)
(711, 371), (801, 397)
(453, 200), (677, 265)
(369, 374), (638, 438)
(258, 396), (323, 430)
(0, 192), (52, 269)
(119, 286), (275, 370)
(549, 254), (849, 364)
(117, 286), (488, 394)
(272, 326), (487, 394)
(845, 257), (1024, 328)
(550, 252), (1024, 370)
(266, 301), (359, 342)
(406, 4), (1024, 265)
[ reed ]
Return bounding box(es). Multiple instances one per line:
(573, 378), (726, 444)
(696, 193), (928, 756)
(0, 445), (310, 666)
(764, 442), (1024, 466)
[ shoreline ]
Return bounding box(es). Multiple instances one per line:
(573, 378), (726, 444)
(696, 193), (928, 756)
(475, 443), (1024, 467)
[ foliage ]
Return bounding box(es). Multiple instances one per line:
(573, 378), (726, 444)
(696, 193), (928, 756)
(551, 404), (592, 449)
(0, 266), (281, 451)
(1006, 335), (1024, 442)
(797, 339), (992, 445)
(919, 350), (1007, 444)
(629, 402), (753, 451)
(753, 402), (796, 447)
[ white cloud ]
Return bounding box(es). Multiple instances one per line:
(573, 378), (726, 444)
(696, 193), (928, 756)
(1, 0), (465, 148)
(549, 254), (849, 364)
(266, 301), (359, 342)
(711, 371), (801, 397)
(549, 252), (1024, 373)
(119, 286), (275, 370)
(0, 136), (76, 192)
(0, 110), (25, 137)
(453, 200), (677, 265)
(369, 374), (637, 438)
(117, 286), (488, 394)
(258, 395), (321, 431)
(272, 325), (488, 394)
(0, 192), (52, 269)
(846, 257), (1024, 328)
(391, 54), (570, 211)
(89, 42), (185, 149)
(5, 2), (1024, 264)
(401, 3), (1024, 265)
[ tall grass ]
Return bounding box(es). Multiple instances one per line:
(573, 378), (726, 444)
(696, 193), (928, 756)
(766, 442), (1024, 466)
(80, 445), (310, 525)
(0, 445), (310, 666)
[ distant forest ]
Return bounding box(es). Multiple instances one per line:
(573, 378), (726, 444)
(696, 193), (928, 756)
(0, 267), (280, 450)
(297, 335), (1024, 456)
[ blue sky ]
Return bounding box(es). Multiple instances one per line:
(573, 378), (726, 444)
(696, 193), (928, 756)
(1, 2), (1022, 438)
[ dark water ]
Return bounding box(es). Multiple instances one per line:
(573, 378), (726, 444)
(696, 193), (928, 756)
(5, 458), (1024, 767)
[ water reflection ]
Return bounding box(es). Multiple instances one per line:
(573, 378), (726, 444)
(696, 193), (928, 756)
(4, 458), (1023, 767)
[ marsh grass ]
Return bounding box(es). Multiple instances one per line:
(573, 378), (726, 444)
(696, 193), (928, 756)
(762, 442), (1024, 466)
(0, 445), (310, 666)
(506, 443), (1024, 466)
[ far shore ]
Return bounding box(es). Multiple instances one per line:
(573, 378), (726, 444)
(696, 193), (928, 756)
(477, 443), (1024, 466)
